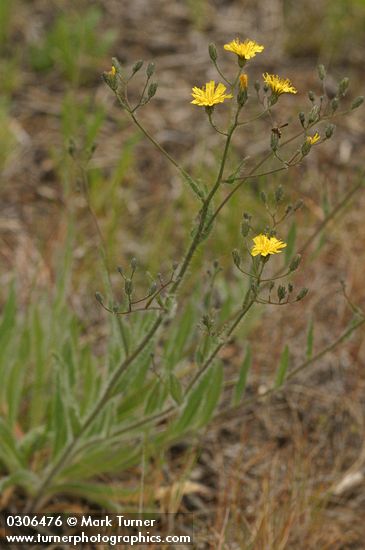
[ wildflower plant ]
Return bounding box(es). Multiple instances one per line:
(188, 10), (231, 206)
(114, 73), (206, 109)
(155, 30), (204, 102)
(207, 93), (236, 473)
(1, 38), (364, 513)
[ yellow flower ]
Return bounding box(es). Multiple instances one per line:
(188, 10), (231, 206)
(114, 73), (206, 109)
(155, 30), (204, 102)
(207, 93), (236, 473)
(191, 80), (233, 107)
(224, 38), (264, 60)
(239, 74), (248, 90)
(306, 132), (320, 145)
(109, 66), (116, 76)
(263, 73), (297, 95)
(251, 234), (287, 257)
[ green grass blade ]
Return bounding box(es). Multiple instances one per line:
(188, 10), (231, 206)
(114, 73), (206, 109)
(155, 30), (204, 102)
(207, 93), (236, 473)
(275, 345), (290, 388)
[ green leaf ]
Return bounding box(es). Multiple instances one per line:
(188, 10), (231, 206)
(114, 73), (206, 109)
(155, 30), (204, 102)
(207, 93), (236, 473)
(232, 346), (252, 406)
(183, 173), (205, 200)
(306, 318), (314, 359)
(51, 372), (71, 459)
(169, 373), (183, 405)
(47, 481), (139, 510)
(285, 221), (297, 265)
(197, 362), (223, 427)
(0, 418), (24, 471)
(0, 285), (16, 351)
(0, 470), (39, 494)
(275, 345), (289, 388)
(144, 379), (167, 415)
(172, 363), (223, 435)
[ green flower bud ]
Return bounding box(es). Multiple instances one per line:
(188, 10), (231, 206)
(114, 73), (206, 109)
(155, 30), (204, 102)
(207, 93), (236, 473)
(271, 132), (279, 152)
(331, 97), (339, 113)
(296, 288), (309, 301)
(95, 292), (104, 304)
(130, 257), (137, 270)
(301, 140), (312, 157)
(294, 199), (304, 211)
(317, 64), (326, 81)
(299, 112), (306, 128)
(260, 191), (267, 204)
(232, 249), (241, 267)
(285, 205), (293, 215)
(132, 60), (144, 74)
(308, 105), (320, 124)
(241, 220), (250, 237)
(148, 82), (158, 98)
(351, 96), (364, 110)
(208, 43), (217, 62)
(338, 77), (349, 98)
(289, 254), (302, 272)
(146, 62), (155, 78)
(288, 282), (294, 293)
(237, 88), (248, 106)
(277, 285), (287, 302)
(308, 90), (315, 102)
(243, 212), (252, 220)
(325, 124), (336, 139)
(149, 281), (158, 294)
(275, 185), (284, 203)
(125, 279), (133, 296)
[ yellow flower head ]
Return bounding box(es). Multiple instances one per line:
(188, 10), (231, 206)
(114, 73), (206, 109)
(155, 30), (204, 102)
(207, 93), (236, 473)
(251, 234), (287, 257)
(239, 74), (248, 90)
(191, 80), (233, 107)
(306, 132), (320, 145)
(263, 73), (297, 95)
(224, 38), (264, 60)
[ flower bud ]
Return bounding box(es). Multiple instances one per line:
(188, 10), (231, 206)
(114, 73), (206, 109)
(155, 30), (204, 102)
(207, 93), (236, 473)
(130, 257), (137, 270)
(296, 288), (309, 301)
(260, 191), (267, 204)
(271, 132), (279, 152)
(117, 266), (124, 276)
(132, 60), (144, 74)
(317, 64), (326, 81)
(239, 74), (248, 90)
(288, 282), (294, 293)
(299, 112), (306, 128)
(146, 62), (155, 78)
(241, 220), (250, 237)
(232, 249), (241, 267)
(325, 124), (336, 139)
(351, 96), (364, 110)
(149, 281), (158, 294)
(308, 105), (319, 124)
(102, 67), (118, 91)
(237, 88), (248, 106)
(208, 43), (217, 62)
(95, 292), (104, 304)
(125, 279), (133, 296)
(289, 254), (302, 272)
(338, 77), (349, 98)
(331, 97), (339, 113)
(308, 90), (315, 102)
(277, 285), (287, 302)
(243, 212), (252, 220)
(148, 82), (158, 98)
(294, 199), (304, 211)
(301, 140), (312, 157)
(275, 185), (284, 203)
